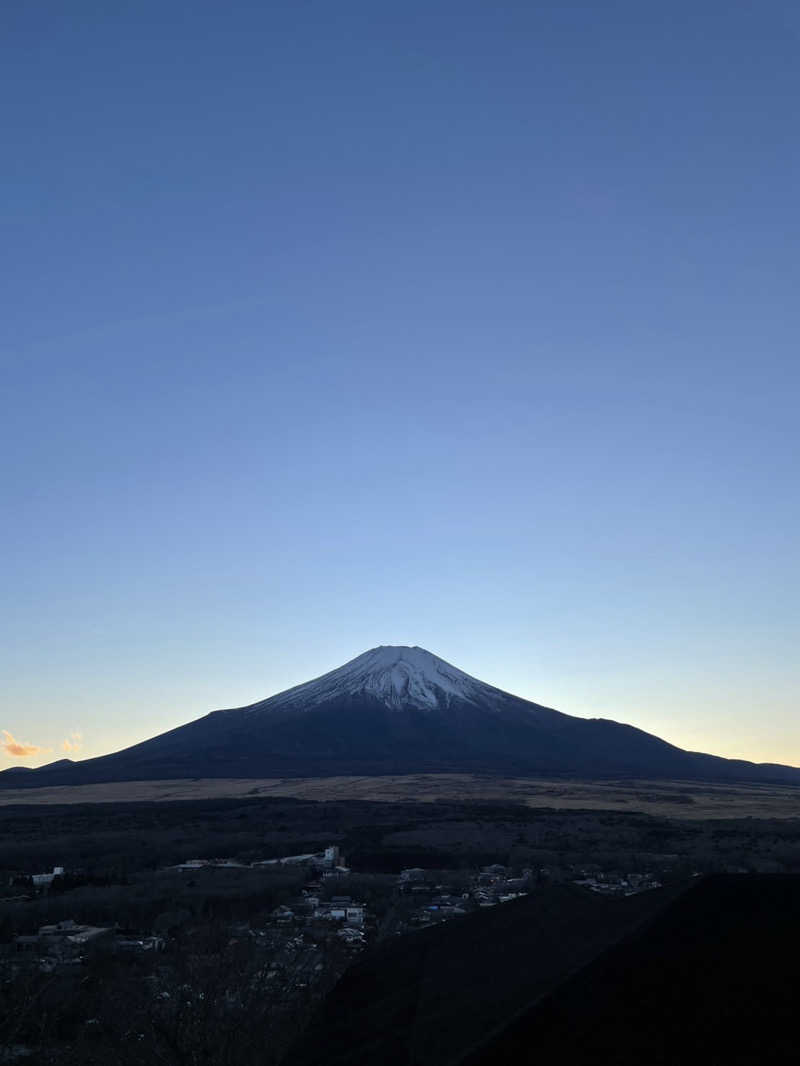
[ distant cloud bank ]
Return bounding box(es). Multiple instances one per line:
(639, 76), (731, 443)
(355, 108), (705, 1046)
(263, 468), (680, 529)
(2, 729), (45, 758)
(62, 731), (83, 754)
(1, 729), (83, 762)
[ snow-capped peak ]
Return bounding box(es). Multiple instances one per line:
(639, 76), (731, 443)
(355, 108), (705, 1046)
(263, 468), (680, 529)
(256, 645), (502, 712)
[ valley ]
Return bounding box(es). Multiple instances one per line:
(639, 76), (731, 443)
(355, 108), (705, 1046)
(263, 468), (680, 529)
(3, 791), (800, 1064)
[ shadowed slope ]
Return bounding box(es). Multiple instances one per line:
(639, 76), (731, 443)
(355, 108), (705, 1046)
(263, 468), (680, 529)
(286, 883), (685, 1066)
(464, 875), (800, 1066)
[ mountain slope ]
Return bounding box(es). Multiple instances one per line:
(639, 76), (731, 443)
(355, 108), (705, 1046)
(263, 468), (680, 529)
(3, 645), (799, 787)
(287, 882), (686, 1066)
(463, 875), (800, 1066)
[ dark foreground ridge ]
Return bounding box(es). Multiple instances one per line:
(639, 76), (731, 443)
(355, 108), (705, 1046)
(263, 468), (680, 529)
(4, 646), (799, 787)
(463, 874), (800, 1066)
(286, 882), (684, 1066)
(288, 875), (800, 1066)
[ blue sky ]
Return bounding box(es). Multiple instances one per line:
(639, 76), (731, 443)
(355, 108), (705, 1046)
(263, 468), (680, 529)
(2, 0), (798, 768)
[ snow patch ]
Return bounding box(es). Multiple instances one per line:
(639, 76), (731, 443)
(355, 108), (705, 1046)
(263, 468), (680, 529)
(253, 646), (506, 713)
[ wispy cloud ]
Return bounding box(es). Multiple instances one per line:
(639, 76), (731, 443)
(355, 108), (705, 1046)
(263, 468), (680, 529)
(2, 730), (45, 758)
(62, 731), (83, 754)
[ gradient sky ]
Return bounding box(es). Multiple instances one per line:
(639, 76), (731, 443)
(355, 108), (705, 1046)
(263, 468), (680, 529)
(2, 0), (798, 770)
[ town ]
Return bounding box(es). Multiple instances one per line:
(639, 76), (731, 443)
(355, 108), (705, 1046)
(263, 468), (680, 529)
(5, 792), (768, 1065)
(3, 845), (664, 981)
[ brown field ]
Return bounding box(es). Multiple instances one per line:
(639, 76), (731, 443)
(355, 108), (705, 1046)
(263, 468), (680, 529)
(1, 773), (799, 819)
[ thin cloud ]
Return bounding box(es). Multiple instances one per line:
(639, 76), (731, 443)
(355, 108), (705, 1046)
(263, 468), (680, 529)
(2, 730), (45, 758)
(62, 731), (83, 754)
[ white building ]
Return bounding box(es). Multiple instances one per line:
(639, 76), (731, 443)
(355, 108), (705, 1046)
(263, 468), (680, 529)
(31, 867), (64, 888)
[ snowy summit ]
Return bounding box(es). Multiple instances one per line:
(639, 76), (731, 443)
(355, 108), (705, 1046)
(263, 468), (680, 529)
(254, 645), (501, 712)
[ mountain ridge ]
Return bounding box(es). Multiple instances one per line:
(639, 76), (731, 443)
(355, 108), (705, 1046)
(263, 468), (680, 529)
(3, 645), (799, 788)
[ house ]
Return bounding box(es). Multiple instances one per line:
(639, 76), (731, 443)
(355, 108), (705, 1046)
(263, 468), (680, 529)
(482, 864), (506, 877)
(253, 853), (317, 867)
(431, 895), (462, 908)
(31, 866), (64, 888)
(503, 878), (528, 893)
(17, 920), (114, 958)
(115, 935), (166, 953)
(14, 935), (41, 953)
(399, 868), (426, 882)
(322, 868), (349, 880)
(337, 926), (365, 944)
(174, 858), (246, 871)
(38, 920), (113, 947)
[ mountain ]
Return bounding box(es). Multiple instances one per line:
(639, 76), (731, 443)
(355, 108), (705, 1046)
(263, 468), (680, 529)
(3, 645), (799, 787)
(0, 758), (75, 776)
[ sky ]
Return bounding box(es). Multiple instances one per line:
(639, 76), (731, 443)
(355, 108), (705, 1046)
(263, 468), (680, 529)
(2, 0), (798, 770)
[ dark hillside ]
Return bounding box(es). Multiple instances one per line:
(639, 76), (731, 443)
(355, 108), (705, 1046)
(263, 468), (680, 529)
(287, 882), (685, 1066)
(465, 874), (800, 1066)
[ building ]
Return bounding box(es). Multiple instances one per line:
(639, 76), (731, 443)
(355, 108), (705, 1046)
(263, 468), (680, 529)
(252, 845), (346, 869)
(271, 906), (295, 924)
(503, 878), (528, 893)
(31, 866), (64, 888)
(399, 868), (426, 882)
(15, 920), (113, 958)
(115, 935), (165, 953)
(482, 864), (507, 877)
(337, 926), (365, 944)
(410, 884), (434, 897)
(254, 853), (318, 867)
(173, 858), (246, 871)
(14, 935), (41, 953)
